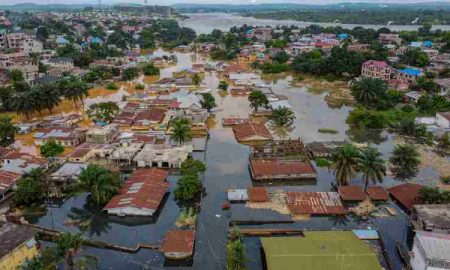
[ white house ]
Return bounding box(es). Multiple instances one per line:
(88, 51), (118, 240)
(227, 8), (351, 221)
(410, 231), (450, 270)
(436, 112), (450, 128)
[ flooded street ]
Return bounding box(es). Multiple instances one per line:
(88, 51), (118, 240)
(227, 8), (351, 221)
(21, 50), (441, 269)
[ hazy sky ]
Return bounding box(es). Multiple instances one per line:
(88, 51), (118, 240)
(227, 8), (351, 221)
(2, 0), (450, 5)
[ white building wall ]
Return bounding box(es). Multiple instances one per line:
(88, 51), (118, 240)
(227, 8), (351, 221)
(436, 114), (450, 128)
(411, 243), (428, 270)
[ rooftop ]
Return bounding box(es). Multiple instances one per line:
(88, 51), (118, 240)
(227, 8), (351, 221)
(250, 158), (316, 179)
(248, 187), (269, 202)
(338, 186), (367, 202)
(261, 231), (382, 270)
(163, 230), (195, 258)
(0, 221), (37, 259)
(366, 186), (389, 201)
(232, 122), (273, 141)
(413, 204), (450, 232)
(286, 192), (346, 215)
(415, 231), (450, 263)
(388, 183), (425, 211)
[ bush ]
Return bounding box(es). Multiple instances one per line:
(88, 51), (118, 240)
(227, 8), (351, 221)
(135, 83), (145, 90)
(14, 169), (46, 206)
(315, 158), (331, 167)
(41, 139), (64, 158)
(142, 64), (160, 76)
(442, 176), (450, 185)
(105, 82), (118, 90)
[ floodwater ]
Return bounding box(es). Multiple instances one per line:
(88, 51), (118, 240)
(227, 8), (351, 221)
(179, 13), (450, 35)
(23, 50), (441, 270)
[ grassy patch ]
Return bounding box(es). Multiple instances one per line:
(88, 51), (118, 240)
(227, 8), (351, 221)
(318, 128), (339, 134)
(315, 158), (331, 167)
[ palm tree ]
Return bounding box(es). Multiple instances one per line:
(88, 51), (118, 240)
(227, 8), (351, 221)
(389, 144), (421, 179)
(11, 91), (36, 119)
(56, 233), (84, 270)
(59, 76), (89, 107)
(0, 115), (19, 147)
(350, 77), (387, 108)
(192, 73), (201, 88)
(269, 107), (296, 127)
(171, 118), (191, 145)
(357, 147), (386, 192)
(36, 83), (61, 114)
(73, 165), (121, 205)
(248, 90), (268, 112)
(331, 144), (360, 186)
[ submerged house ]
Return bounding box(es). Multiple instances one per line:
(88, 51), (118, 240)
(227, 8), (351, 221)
(249, 158), (317, 180)
(104, 168), (169, 217)
(163, 230), (195, 260)
(285, 192), (346, 216)
(411, 204), (450, 234)
(133, 144), (193, 169)
(232, 122), (273, 142)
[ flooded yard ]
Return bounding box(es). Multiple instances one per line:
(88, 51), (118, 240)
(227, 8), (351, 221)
(18, 51), (446, 270)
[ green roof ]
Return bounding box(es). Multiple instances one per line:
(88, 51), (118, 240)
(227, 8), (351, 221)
(261, 231), (383, 270)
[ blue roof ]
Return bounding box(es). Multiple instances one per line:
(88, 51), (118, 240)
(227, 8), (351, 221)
(89, 37), (103, 44)
(338, 33), (349, 39)
(400, 68), (422, 76)
(423, 40), (433, 47)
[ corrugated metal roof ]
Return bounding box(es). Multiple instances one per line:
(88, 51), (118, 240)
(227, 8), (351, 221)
(163, 230), (195, 255)
(227, 189), (248, 202)
(416, 231), (450, 262)
(286, 192), (346, 215)
(338, 186), (367, 202)
(388, 183), (425, 211)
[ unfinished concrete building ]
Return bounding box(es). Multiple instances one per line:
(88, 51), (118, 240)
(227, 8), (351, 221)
(134, 144), (193, 169)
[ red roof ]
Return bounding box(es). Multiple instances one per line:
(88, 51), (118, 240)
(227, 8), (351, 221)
(248, 187), (269, 202)
(388, 183), (425, 211)
(363, 60), (390, 69)
(366, 186), (389, 201)
(285, 192), (346, 215)
(134, 108), (166, 124)
(0, 170), (22, 193)
(232, 122), (273, 141)
(163, 230), (195, 256)
(104, 168), (169, 213)
(222, 118), (250, 126)
(250, 158), (316, 179)
(338, 186), (367, 201)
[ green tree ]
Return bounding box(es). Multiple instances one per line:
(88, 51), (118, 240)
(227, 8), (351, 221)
(142, 63), (160, 76)
(272, 51), (289, 64)
(331, 144), (360, 186)
(87, 102), (120, 124)
(56, 233), (84, 270)
(401, 48), (430, 67)
(0, 115), (18, 147)
(180, 159), (206, 175)
(73, 165), (121, 205)
(218, 80), (229, 91)
(419, 187), (450, 204)
(40, 139), (65, 158)
(350, 78), (389, 109)
(123, 67), (139, 81)
(171, 118), (191, 145)
(192, 73), (201, 88)
(8, 69), (24, 82)
(200, 93), (216, 111)
(248, 91), (268, 112)
(36, 83), (61, 114)
(174, 174), (202, 201)
(389, 144), (421, 179)
(59, 77), (89, 107)
(14, 169), (46, 206)
(357, 147), (386, 191)
(226, 236), (247, 270)
(269, 107), (296, 127)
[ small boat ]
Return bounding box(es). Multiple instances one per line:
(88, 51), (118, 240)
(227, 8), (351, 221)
(222, 203), (231, 210)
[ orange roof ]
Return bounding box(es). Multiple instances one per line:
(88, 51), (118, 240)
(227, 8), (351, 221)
(232, 122), (272, 141)
(248, 187), (269, 202)
(338, 186), (367, 201)
(163, 230), (195, 256)
(0, 170), (22, 193)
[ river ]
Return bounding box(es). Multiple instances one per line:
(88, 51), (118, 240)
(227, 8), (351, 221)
(179, 12), (450, 34)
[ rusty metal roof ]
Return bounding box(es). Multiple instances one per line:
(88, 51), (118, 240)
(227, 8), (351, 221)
(248, 187), (269, 202)
(338, 186), (367, 202)
(388, 183), (425, 211)
(366, 186), (389, 201)
(286, 192), (346, 215)
(163, 230), (195, 255)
